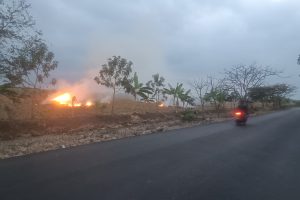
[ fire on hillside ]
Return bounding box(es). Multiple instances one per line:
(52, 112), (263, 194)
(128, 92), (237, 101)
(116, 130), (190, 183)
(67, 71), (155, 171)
(51, 92), (93, 107)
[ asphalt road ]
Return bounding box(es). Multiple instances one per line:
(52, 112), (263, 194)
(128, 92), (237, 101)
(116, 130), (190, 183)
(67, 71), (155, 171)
(1, 108), (300, 200)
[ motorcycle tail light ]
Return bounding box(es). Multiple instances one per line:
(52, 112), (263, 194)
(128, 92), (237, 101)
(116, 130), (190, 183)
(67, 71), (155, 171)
(235, 112), (242, 116)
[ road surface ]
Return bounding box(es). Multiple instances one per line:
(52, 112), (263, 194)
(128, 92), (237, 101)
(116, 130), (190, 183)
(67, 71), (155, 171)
(1, 108), (300, 200)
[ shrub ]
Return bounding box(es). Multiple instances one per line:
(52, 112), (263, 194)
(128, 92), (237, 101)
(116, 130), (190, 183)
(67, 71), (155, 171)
(181, 110), (197, 122)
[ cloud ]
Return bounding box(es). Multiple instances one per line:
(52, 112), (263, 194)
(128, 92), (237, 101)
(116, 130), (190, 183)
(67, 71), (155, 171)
(29, 0), (300, 98)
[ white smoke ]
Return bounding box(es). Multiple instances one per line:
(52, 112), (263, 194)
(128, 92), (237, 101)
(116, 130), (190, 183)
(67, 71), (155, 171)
(49, 68), (113, 103)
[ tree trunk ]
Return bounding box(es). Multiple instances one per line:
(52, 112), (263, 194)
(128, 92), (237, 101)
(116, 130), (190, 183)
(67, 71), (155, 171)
(111, 86), (116, 115)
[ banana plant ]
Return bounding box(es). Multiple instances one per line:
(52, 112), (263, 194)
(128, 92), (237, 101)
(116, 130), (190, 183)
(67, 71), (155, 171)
(126, 72), (153, 101)
(163, 83), (184, 106)
(178, 89), (194, 107)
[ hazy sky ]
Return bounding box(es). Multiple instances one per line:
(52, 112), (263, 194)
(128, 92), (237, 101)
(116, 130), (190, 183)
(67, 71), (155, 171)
(29, 0), (300, 98)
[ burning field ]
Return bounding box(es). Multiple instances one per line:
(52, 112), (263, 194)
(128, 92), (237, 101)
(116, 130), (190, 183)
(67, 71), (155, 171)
(0, 87), (235, 159)
(0, 86), (219, 159)
(50, 92), (93, 108)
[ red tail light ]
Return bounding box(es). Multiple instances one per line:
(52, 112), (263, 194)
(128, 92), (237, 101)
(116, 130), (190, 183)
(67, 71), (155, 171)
(235, 112), (242, 116)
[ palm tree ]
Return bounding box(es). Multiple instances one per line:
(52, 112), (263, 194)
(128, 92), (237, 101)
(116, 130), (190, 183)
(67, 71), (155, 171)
(126, 72), (153, 101)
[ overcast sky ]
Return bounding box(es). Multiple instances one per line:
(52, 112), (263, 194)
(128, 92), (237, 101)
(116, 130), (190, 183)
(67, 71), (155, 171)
(29, 0), (300, 98)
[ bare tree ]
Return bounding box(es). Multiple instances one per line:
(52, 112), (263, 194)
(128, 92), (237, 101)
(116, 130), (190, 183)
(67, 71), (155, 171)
(224, 64), (280, 100)
(190, 78), (209, 111)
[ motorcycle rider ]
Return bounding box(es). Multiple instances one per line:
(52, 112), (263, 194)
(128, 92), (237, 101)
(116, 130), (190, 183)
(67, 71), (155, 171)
(237, 99), (249, 115)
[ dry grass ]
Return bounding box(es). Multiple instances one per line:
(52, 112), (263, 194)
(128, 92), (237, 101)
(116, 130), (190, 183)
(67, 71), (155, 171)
(0, 92), (172, 120)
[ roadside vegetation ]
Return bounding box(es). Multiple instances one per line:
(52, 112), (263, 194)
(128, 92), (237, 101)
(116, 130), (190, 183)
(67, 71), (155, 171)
(0, 0), (297, 122)
(0, 0), (299, 158)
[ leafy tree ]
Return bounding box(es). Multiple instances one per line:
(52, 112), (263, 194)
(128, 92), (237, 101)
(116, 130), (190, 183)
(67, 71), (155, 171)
(0, 0), (58, 119)
(204, 77), (228, 116)
(94, 56), (133, 114)
(204, 89), (227, 114)
(226, 90), (240, 108)
(249, 86), (271, 107)
(224, 64), (280, 99)
(146, 73), (165, 102)
(0, 0), (37, 87)
(0, 0), (36, 84)
(3, 36), (58, 88)
(249, 84), (296, 108)
(2, 36), (58, 119)
(125, 72), (153, 101)
(0, 0), (34, 43)
(269, 84), (296, 108)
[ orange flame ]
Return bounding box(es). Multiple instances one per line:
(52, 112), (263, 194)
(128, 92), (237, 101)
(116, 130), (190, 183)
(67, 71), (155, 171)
(51, 93), (93, 108)
(158, 102), (165, 108)
(85, 101), (93, 107)
(52, 93), (72, 105)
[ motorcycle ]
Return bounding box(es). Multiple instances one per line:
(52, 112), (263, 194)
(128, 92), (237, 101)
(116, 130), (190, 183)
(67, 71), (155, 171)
(233, 109), (248, 126)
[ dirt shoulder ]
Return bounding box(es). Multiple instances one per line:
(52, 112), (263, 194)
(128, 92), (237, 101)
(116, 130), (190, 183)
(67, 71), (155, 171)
(0, 109), (278, 159)
(0, 111), (231, 159)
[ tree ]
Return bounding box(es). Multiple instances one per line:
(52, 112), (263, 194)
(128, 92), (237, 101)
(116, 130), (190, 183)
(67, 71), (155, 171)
(125, 72), (153, 101)
(146, 73), (165, 102)
(269, 84), (296, 108)
(226, 90), (240, 108)
(0, 0), (34, 43)
(163, 83), (184, 107)
(0, 0), (36, 86)
(163, 83), (194, 109)
(223, 64), (280, 100)
(191, 78), (209, 111)
(204, 89), (227, 116)
(178, 89), (194, 107)
(0, 0), (58, 119)
(203, 77), (228, 116)
(94, 56), (133, 114)
(0, 0), (54, 106)
(2, 36), (58, 119)
(249, 84), (296, 108)
(249, 86), (271, 107)
(3, 36), (58, 89)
